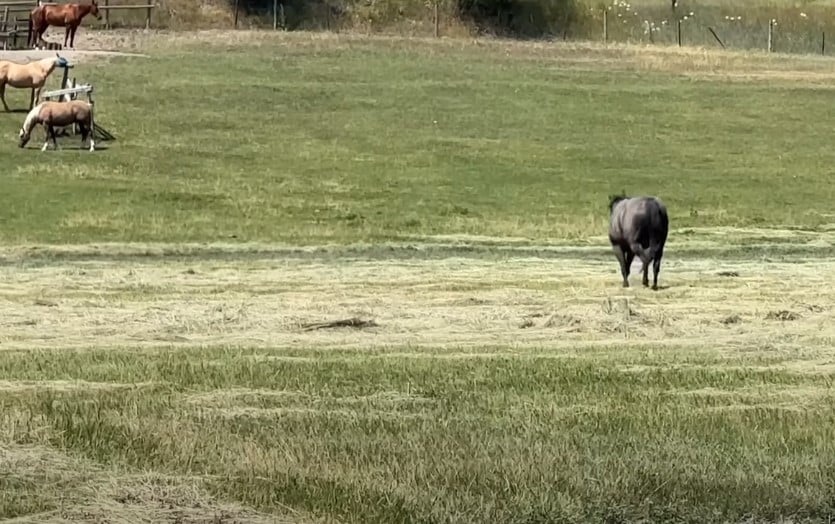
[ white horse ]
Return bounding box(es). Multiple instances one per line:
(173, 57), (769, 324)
(19, 99), (95, 151)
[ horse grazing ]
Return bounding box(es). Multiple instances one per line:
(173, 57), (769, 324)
(28, 0), (101, 50)
(608, 194), (669, 290)
(19, 99), (95, 152)
(0, 54), (68, 112)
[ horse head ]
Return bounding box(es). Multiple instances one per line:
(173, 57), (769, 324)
(18, 127), (31, 148)
(89, 0), (102, 19)
(608, 193), (628, 214)
(19, 102), (44, 148)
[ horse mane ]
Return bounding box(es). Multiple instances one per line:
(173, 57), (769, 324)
(21, 102), (45, 133)
(608, 193), (628, 213)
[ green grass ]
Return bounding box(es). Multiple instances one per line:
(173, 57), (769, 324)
(3, 341), (835, 522)
(4, 31), (835, 246)
(4, 32), (835, 523)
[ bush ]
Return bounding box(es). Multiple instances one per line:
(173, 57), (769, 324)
(456, 0), (590, 38)
(223, 0), (588, 37)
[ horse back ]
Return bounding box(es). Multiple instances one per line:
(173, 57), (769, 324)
(40, 100), (91, 126)
(609, 197), (668, 246)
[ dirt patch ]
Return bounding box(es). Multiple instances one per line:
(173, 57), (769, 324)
(0, 49), (148, 62)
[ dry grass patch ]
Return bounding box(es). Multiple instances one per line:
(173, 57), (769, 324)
(2, 239), (835, 521)
(67, 28), (835, 87)
(0, 238), (833, 354)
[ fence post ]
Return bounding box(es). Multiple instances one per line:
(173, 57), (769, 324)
(102, 0), (109, 28)
(708, 26), (724, 48)
(602, 9), (607, 42)
(677, 18), (681, 46)
(233, 0), (239, 28)
(273, 0), (277, 29)
(767, 18), (773, 52)
(433, 1), (439, 38)
(822, 31), (825, 55)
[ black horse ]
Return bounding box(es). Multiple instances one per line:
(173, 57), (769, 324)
(608, 194), (669, 290)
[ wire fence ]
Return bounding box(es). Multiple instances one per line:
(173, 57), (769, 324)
(227, 0), (835, 58)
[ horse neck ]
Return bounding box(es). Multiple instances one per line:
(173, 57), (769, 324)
(77, 4), (93, 17)
(36, 58), (57, 75)
(22, 103), (44, 133)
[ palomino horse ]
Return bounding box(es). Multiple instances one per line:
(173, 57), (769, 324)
(28, 0), (101, 49)
(0, 54), (68, 112)
(19, 99), (95, 152)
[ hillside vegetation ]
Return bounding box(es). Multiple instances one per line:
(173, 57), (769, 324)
(134, 0), (835, 55)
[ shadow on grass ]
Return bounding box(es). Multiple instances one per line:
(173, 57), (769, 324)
(5, 242), (835, 267)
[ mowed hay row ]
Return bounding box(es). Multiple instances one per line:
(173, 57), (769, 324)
(0, 244), (831, 355)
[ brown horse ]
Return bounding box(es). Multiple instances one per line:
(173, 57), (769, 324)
(19, 99), (95, 152)
(28, 1), (101, 50)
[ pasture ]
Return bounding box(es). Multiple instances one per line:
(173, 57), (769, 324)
(2, 30), (835, 523)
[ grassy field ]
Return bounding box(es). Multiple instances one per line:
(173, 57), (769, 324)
(4, 31), (835, 246)
(2, 31), (835, 523)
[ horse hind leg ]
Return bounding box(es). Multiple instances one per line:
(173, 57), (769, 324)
(612, 243), (631, 287)
(629, 242), (652, 287)
(651, 246), (665, 291)
(79, 122), (94, 151)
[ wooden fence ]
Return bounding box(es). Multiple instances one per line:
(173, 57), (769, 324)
(0, 0), (156, 49)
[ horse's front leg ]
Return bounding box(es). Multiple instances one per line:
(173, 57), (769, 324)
(41, 126), (50, 151)
(64, 27), (70, 48)
(50, 125), (60, 150)
(30, 85), (42, 109)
